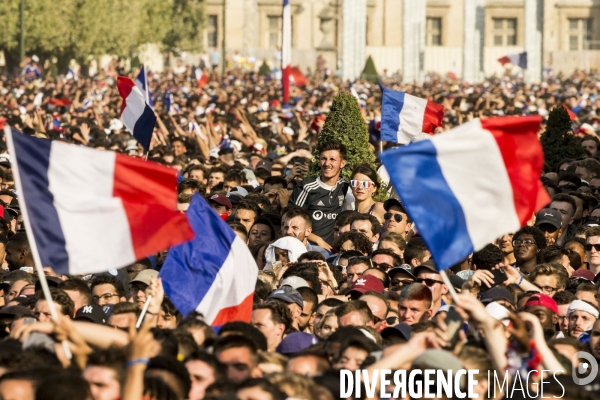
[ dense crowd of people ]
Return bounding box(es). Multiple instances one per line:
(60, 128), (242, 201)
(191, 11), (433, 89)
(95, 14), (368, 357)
(2, 57), (600, 400)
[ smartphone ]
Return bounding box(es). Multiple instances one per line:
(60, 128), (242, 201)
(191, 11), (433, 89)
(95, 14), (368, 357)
(490, 267), (508, 286)
(442, 307), (463, 350)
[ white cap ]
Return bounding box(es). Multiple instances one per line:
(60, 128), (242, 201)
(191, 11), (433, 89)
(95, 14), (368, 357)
(279, 276), (309, 289)
(109, 119), (124, 131)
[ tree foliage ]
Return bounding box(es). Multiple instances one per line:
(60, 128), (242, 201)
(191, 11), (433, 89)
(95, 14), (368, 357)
(308, 92), (376, 181)
(540, 106), (586, 170)
(361, 55), (378, 83)
(0, 0), (205, 66)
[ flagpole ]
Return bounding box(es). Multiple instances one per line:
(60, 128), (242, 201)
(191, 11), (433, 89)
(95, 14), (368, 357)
(439, 269), (459, 304)
(4, 125), (72, 360)
(136, 295), (153, 328)
(143, 64), (150, 105)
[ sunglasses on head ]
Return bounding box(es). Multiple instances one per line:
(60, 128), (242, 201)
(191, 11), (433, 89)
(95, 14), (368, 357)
(351, 180), (375, 189)
(384, 213), (403, 223)
(585, 243), (600, 251)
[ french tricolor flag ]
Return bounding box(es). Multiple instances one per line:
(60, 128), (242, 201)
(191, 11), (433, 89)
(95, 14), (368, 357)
(5, 127), (194, 276)
(380, 116), (549, 271)
(160, 194), (258, 326)
(117, 76), (156, 151)
(498, 52), (527, 69)
(381, 86), (445, 144)
(195, 68), (209, 90)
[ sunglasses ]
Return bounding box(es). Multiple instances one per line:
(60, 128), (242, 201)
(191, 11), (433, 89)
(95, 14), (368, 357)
(391, 278), (414, 286)
(591, 186), (600, 193)
(513, 239), (535, 247)
(585, 243), (600, 251)
(384, 213), (403, 222)
(386, 316), (399, 325)
(351, 180), (375, 189)
(537, 224), (559, 234)
(373, 262), (393, 271)
(415, 277), (444, 286)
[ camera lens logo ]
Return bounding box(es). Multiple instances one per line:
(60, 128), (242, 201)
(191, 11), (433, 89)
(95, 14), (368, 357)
(313, 210), (323, 221)
(572, 351), (598, 385)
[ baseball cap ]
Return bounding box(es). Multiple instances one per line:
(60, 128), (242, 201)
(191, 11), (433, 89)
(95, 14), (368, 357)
(268, 285), (303, 309)
(571, 268), (595, 282)
(383, 198), (407, 213)
(34, 276), (61, 292)
(208, 194), (232, 210)
(0, 305), (33, 320)
(524, 293), (558, 314)
(229, 186), (249, 197)
(413, 260), (438, 276)
(279, 276), (309, 290)
(448, 274), (465, 291)
(226, 193), (243, 205)
(125, 140), (139, 152)
(348, 275), (384, 296)
(535, 208), (562, 229)
(479, 286), (514, 305)
(387, 265), (416, 279)
(380, 323), (412, 341)
(485, 302), (511, 326)
(255, 160), (272, 173)
(130, 269), (158, 286)
(74, 304), (107, 324)
(0, 154), (10, 167)
(275, 332), (317, 355)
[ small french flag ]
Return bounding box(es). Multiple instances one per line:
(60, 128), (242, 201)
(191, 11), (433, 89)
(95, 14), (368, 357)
(498, 52), (528, 69)
(380, 116), (548, 271)
(381, 86), (445, 144)
(195, 68), (209, 90)
(5, 127), (194, 276)
(117, 77), (156, 151)
(160, 194), (258, 326)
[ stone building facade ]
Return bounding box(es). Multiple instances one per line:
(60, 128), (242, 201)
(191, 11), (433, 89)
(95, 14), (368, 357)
(201, 0), (600, 81)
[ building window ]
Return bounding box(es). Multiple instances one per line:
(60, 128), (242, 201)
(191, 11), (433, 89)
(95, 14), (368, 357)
(268, 16), (282, 48)
(426, 17), (442, 46)
(207, 15), (218, 48)
(492, 18), (517, 46)
(569, 18), (593, 50)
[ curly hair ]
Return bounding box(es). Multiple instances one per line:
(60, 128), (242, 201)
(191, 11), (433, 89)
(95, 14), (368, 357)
(513, 226), (547, 250)
(336, 231), (373, 256)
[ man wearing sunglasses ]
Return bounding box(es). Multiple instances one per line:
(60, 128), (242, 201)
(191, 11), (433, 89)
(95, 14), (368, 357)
(534, 208), (563, 246)
(585, 226), (600, 274)
(413, 260), (448, 314)
(381, 199), (413, 239)
(289, 140), (351, 248)
(387, 265), (416, 288)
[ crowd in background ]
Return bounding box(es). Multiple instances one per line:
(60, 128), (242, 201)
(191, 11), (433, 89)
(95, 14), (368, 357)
(1, 57), (600, 399)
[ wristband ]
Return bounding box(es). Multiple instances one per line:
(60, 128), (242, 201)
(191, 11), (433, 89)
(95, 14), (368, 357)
(517, 274), (524, 286)
(126, 358), (149, 368)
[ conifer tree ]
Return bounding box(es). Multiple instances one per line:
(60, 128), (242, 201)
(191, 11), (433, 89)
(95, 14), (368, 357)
(308, 92), (376, 181)
(540, 106), (586, 169)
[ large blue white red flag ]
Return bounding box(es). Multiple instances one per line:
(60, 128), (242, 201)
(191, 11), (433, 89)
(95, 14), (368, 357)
(281, 0), (292, 103)
(135, 65), (154, 108)
(380, 116), (549, 271)
(117, 77), (156, 151)
(160, 194), (258, 326)
(5, 127), (193, 275)
(498, 52), (528, 69)
(381, 86), (444, 144)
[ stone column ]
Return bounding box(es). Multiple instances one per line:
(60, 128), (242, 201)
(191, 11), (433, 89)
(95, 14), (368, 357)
(402, 0), (425, 83)
(463, 0), (485, 82)
(524, 0), (543, 83)
(341, 0), (367, 81)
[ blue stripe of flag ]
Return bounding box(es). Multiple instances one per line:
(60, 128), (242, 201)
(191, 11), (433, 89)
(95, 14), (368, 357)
(379, 141), (474, 270)
(133, 105), (155, 152)
(11, 130), (70, 273)
(159, 194), (236, 316)
(380, 87), (404, 143)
